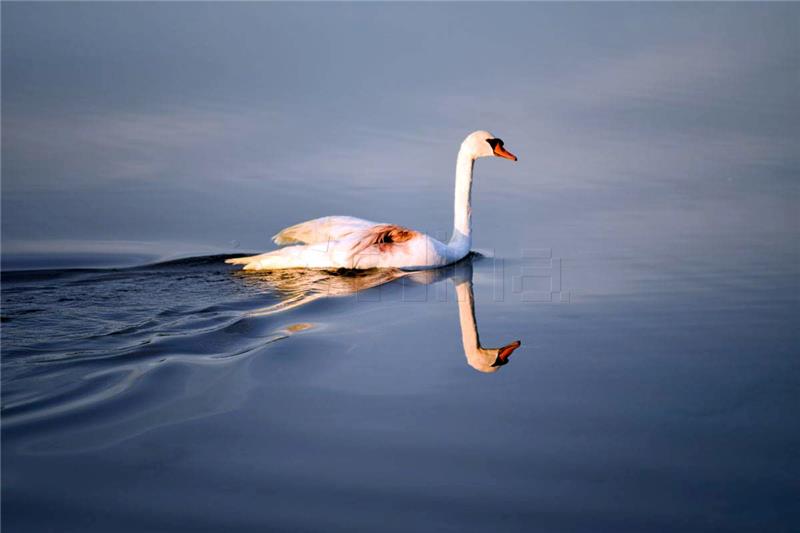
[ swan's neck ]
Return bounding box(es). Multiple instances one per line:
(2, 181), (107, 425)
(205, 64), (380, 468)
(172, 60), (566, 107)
(450, 147), (474, 247)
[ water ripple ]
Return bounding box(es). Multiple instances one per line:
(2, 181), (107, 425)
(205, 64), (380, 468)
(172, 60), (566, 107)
(0, 255), (359, 434)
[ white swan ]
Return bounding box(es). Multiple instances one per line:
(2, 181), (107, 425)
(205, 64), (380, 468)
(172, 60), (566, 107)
(225, 130), (517, 270)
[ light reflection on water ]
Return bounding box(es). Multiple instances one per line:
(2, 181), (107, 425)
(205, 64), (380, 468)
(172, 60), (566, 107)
(2, 248), (798, 531)
(1, 254), (519, 450)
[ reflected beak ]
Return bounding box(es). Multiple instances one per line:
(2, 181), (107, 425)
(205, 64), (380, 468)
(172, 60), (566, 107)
(496, 340), (521, 364)
(494, 144), (518, 161)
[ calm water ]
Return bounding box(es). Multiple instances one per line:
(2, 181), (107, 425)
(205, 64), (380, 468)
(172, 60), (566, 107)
(2, 3), (799, 532)
(2, 248), (798, 531)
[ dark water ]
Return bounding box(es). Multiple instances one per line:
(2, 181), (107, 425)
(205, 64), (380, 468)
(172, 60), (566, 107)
(2, 247), (798, 532)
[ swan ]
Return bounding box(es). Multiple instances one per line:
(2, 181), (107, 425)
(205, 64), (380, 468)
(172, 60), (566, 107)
(225, 130), (517, 270)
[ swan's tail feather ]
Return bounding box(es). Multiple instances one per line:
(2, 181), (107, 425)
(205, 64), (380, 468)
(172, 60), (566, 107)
(225, 255), (258, 265)
(225, 246), (323, 270)
(225, 252), (287, 269)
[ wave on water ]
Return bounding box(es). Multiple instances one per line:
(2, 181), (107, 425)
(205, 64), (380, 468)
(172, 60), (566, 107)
(1, 253), (481, 451)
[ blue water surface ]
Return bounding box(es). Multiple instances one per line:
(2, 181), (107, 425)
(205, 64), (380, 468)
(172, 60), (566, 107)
(2, 3), (799, 532)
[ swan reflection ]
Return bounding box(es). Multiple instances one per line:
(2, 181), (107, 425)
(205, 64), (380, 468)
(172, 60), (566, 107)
(235, 267), (408, 315)
(233, 254), (520, 372)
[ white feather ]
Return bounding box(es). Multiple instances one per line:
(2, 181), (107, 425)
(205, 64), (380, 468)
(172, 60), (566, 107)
(225, 130), (516, 270)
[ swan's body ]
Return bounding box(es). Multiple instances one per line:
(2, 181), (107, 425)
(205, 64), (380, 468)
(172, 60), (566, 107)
(226, 131), (517, 271)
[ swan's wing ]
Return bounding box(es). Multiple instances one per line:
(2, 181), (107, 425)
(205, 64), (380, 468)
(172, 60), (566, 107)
(346, 224), (421, 256)
(226, 224), (421, 270)
(272, 216), (379, 245)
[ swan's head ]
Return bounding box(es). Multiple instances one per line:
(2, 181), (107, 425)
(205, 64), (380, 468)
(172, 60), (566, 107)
(462, 130), (518, 161)
(467, 340), (522, 373)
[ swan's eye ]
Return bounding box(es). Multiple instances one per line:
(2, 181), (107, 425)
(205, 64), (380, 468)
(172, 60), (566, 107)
(486, 138), (504, 149)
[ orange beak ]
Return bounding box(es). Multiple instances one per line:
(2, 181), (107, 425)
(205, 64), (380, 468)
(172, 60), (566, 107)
(497, 340), (521, 362)
(493, 144), (518, 161)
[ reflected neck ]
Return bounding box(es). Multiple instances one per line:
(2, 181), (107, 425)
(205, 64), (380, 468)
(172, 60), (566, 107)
(451, 147), (474, 246)
(454, 278), (500, 374)
(455, 279), (480, 352)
